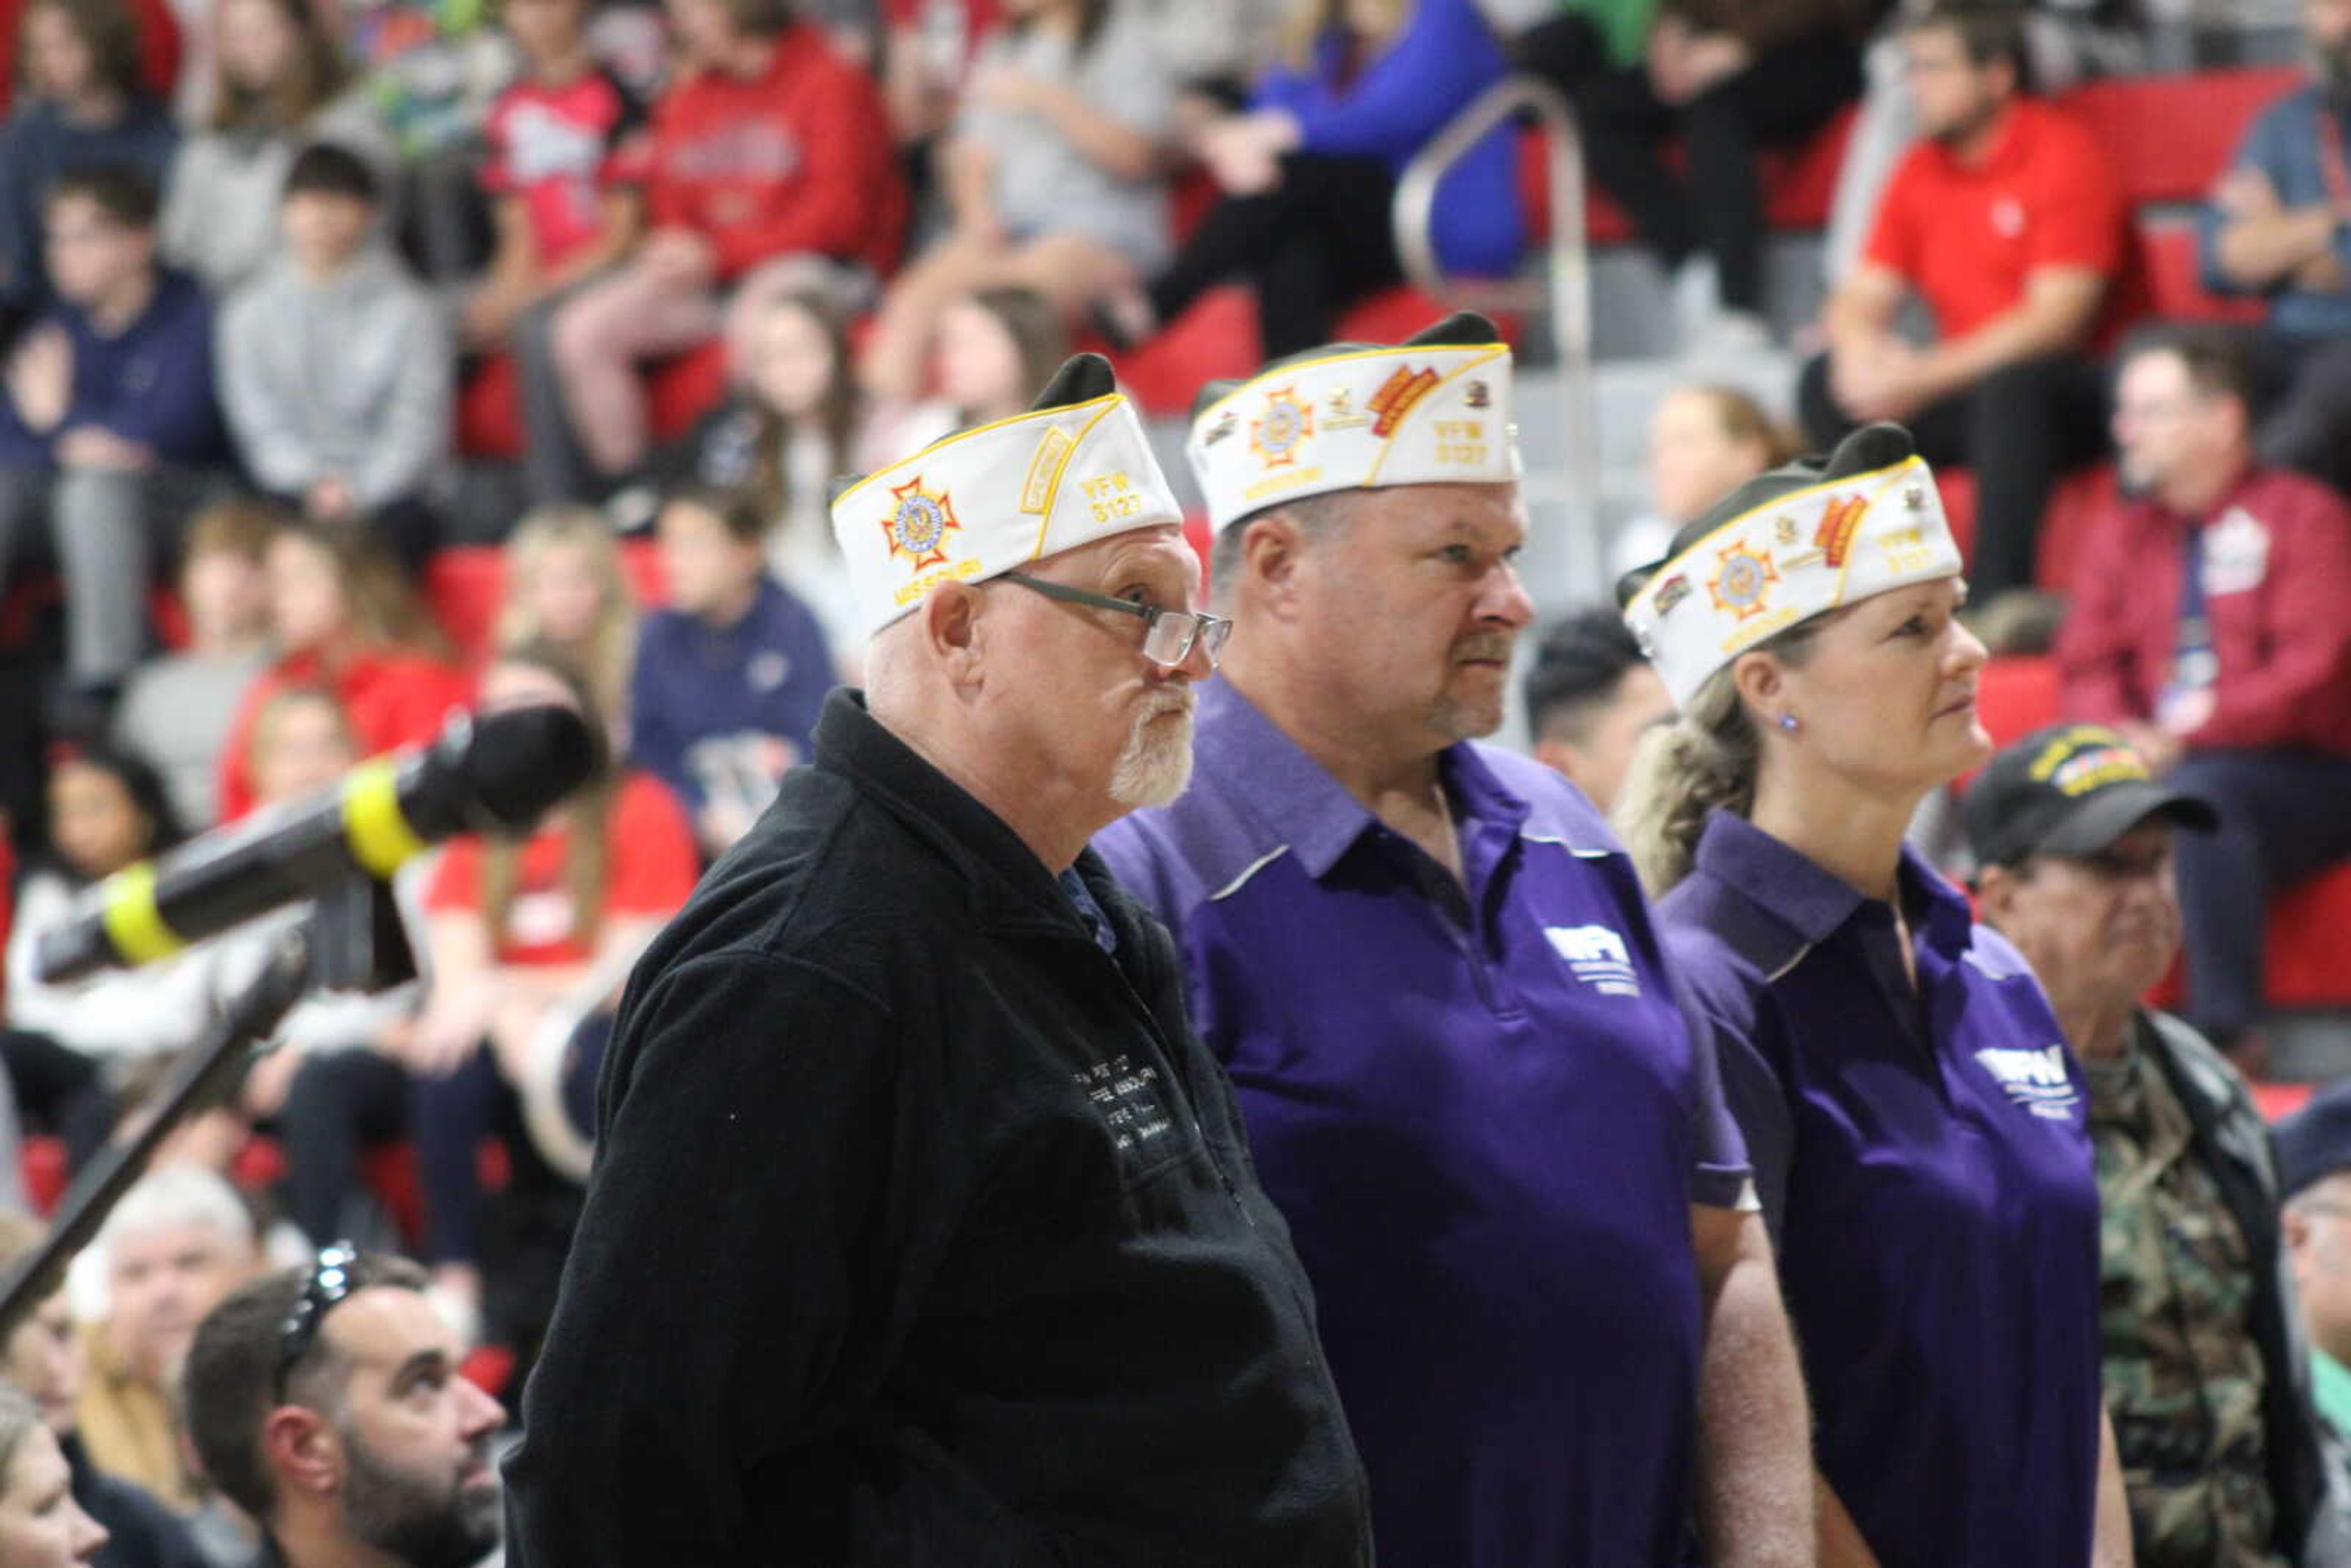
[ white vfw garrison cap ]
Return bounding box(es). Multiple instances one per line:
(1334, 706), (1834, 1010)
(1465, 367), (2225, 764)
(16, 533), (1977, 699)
(1186, 311), (1518, 534)
(1619, 423), (1965, 708)
(831, 354), (1185, 639)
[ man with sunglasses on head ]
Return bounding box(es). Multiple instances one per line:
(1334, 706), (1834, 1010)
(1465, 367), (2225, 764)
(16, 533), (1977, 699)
(1093, 313), (1811, 1567)
(503, 354), (1371, 1566)
(1968, 724), (2335, 1568)
(181, 1247), (507, 1568)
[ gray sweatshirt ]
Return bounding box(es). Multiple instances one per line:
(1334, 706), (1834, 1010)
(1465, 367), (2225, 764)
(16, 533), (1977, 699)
(217, 247), (451, 508)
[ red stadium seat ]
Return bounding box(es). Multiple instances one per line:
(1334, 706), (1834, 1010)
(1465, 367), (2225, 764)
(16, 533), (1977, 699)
(1932, 464), (2117, 595)
(1104, 287), (1493, 417)
(2061, 69), (2298, 208)
(427, 539), (669, 665)
(2138, 220), (2264, 326)
(2266, 866), (2351, 1009)
(457, 340), (731, 462)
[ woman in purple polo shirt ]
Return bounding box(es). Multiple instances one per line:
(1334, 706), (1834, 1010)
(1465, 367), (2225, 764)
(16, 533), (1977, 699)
(1615, 422), (2132, 1567)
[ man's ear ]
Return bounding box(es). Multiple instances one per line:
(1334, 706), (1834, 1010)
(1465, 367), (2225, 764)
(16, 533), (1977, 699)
(920, 580), (986, 690)
(263, 1405), (339, 1499)
(1974, 861), (2021, 928)
(1242, 514), (1311, 616)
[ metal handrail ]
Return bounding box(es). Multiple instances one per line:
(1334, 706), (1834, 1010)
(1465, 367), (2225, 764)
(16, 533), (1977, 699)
(1392, 72), (1603, 602)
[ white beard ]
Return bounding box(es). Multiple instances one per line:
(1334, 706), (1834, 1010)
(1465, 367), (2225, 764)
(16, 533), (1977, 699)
(1108, 692), (1197, 809)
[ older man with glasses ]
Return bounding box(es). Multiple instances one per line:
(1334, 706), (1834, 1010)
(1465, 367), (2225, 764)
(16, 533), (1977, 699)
(503, 353), (1370, 1566)
(1970, 723), (2334, 1568)
(1095, 312), (1812, 1568)
(182, 1247), (506, 1568)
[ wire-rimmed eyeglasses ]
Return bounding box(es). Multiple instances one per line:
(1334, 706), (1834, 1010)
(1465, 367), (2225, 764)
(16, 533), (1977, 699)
(999, 573), (1232, 670)
(276, 1242), (359, 1398)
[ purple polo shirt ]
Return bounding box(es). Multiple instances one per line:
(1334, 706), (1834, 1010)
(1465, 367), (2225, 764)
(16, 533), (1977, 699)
(1657, 810), (2101, 1568)
(1095, 680), (1749, 1568)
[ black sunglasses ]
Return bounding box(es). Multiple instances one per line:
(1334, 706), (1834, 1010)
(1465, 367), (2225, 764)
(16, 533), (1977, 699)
(276, 1242), (359, 1399)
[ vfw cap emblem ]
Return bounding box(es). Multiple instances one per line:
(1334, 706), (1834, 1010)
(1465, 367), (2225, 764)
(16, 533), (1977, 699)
(881, 476), (960, 574)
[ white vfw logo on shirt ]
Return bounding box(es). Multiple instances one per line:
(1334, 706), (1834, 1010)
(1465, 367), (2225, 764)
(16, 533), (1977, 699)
(1973, 1045), (2080, 1120)
(1545, 925), (1642, 997)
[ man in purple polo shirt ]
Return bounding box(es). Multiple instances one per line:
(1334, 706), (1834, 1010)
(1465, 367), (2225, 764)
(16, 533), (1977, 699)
(1095, 313), (1813, 1567)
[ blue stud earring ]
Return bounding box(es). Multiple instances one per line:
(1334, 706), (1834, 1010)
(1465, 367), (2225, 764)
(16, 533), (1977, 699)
(1776, 713), (1799, 733)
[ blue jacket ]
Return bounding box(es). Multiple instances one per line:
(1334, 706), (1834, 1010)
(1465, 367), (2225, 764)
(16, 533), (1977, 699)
(0, 97), (178, 310)
(1250, 0), (1523, 277)
(0, 266), (222, 469)
(2197, 82), (2351, 342)
(628, 575), (835, 817)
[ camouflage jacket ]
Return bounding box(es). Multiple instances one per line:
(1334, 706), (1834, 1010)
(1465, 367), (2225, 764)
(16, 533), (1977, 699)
(2090, 1010), (2330, 1567)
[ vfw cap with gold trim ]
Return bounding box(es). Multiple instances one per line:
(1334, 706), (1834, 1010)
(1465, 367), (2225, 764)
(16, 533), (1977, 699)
(831, 353), (1184, 639)
(1618, 423), (1964, 709)
(1187, 311), (1518, 534)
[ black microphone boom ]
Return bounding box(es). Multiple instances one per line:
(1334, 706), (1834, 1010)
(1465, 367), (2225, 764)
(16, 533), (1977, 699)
(35, 704), (601, 985)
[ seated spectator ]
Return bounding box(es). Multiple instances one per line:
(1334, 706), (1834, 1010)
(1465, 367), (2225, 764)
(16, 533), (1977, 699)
(2199, 0), (2351, 501)
(1967, 726), (2330, 1564)
(0, 1209), (203, 1568)
(158, 0), (390, 299)
(1820, 0), (2147, 285)
(181, 1250), (504, 1568)
(1799, 2), (2142, 603)
(470, 0), (651, 506)
(860, 283), (1065, 464)
(217, 144), (451, 572)
(2, 742), (203, 1170)
(1522, 0), (1867, 351)
(200, 685), (425, 1255)
(0, 166), (223, 701)
(405, 643), (696, 1344)
(0, 0), (178, 124)
(2055, 328), (2351, 1057)
(74, 1168), (261, 1515)
(1618, 381), (1796, 574)
(879, 0), (998, 154)
(661, 282), (860, 651)
(1097, 0), (1520, 358)
(213, 517), (465, 823)
(546, 0), (905, 496)
(2279, 1079), (2351, 1435)
(629, 486), (831, 857)
(858, 0), (1172, 402)
(0, 1382), (108, 1566)
(1523, 607), (1674, 816)
(494, 506), (638, 730)
(110, 500), (276, 832)
(0, 0), (175, 320)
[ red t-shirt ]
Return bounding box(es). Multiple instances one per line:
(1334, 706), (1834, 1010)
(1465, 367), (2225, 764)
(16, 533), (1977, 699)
(1864, 97), (2150, 349)
(481, 66), (653, 272)
(216, 647), (472, 824)
(426, 769), (697, 966)
(647, 22), (907, 280)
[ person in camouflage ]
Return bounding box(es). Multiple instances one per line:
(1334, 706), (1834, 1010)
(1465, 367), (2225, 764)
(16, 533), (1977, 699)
(1970, 723), (2332, 1568)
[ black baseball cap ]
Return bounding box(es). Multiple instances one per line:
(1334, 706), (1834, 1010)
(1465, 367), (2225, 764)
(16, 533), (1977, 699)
(1961, 723), (2219, 869)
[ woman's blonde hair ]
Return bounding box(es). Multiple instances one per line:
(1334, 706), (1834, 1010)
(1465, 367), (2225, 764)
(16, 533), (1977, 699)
(208, 0), (349, 132)
(496, 507), (637, 726)
(1613, 615), (1828, 897)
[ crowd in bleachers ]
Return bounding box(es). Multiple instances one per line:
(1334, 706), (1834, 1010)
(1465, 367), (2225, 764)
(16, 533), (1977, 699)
(0, 0), (2336, 1556)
